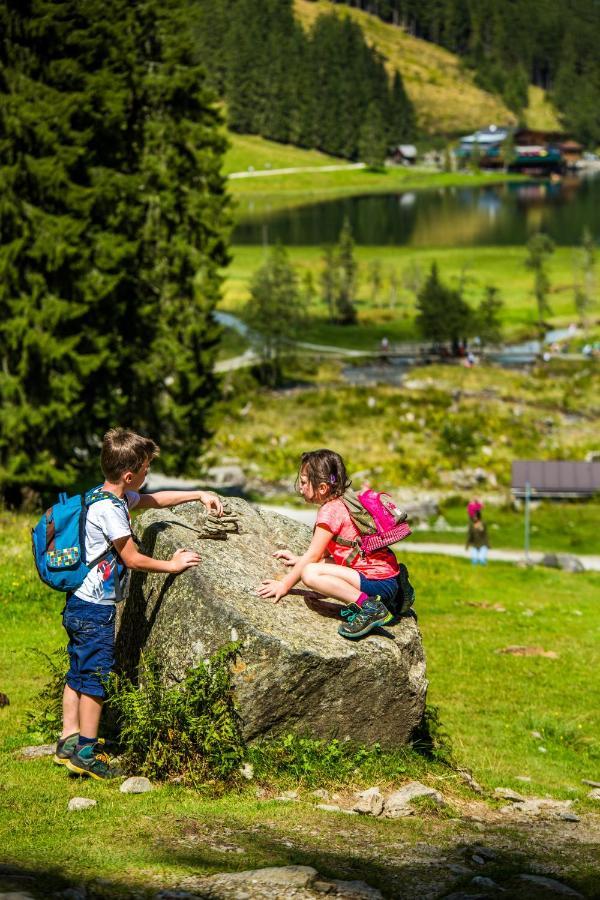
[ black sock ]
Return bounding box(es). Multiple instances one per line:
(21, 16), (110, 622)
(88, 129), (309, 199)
(76, 735), (96, 749)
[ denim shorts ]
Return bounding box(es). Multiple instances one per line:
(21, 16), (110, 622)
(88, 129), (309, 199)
(358, 573), (399, 605)
(62, 595), (116, 698)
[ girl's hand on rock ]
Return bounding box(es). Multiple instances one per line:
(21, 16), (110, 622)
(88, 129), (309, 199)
(273, 549), (298, 567)
(257, 580), (287, 603)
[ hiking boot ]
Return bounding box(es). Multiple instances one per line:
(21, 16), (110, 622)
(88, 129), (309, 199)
(338, 596), (392, 639)
(396, 563), (415, 615)
(66, 742), (115, 780)
(53, 732), (79, 766)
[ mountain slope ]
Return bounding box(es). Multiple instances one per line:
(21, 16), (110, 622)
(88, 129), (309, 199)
(294, 0), (559, 136)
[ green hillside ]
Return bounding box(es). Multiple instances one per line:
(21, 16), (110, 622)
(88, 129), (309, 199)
(294, 0), (560, 136)
(223, 134), (344, 175)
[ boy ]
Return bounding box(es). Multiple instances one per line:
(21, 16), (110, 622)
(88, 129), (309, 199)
(55, 427), (223, 780)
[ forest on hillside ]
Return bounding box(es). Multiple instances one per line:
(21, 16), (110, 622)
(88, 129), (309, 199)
(332, 0), (600, 145)
(191, 0), (414, 160)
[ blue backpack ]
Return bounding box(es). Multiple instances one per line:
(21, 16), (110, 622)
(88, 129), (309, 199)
(31, 487), (128, 597)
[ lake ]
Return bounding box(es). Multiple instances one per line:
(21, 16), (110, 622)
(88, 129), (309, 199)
(233, 173), (600, 247)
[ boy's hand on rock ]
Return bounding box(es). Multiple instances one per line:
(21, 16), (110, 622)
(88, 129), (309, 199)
(273, 549), (298, 567)
(169, 549), (201, 573)
(257, 580), (287, 603)
(199, 491), (223, 516)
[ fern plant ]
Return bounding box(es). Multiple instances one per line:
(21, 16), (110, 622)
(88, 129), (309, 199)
(107, 642), (245, 785)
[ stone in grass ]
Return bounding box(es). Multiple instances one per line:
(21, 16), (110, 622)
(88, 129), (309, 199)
(383, 781), (445, 818)
(457, 767), (484, 794)
(18, 744), (55, 759)
(588, 788), (600, 800)
(316, 803), (357, 815)
(353, 787), (384, 817)
(540, 553), (585, 573)
(518, 874), (584, 897)
(494, 787), (525, 802)
(582, 779), (600, 788)
(68, 797), (98, 812)
(120, 776), (153, 794)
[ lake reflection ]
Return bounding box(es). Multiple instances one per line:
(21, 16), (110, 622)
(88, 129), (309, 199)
(233, 175), (600, 247)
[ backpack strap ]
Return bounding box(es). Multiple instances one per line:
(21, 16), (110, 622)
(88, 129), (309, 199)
(329, 533), (364, 567)
(82, 487), (130, 599)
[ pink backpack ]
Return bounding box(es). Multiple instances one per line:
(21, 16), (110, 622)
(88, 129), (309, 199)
(335, 489), (412, 565)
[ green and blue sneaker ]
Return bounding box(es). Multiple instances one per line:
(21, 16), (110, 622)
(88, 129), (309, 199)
(53, 732), (79, 766)
(338, 596), (392, 640)
(66, 742), (115, 780)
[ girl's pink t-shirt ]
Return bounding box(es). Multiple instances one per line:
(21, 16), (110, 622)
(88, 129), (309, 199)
(315, 497), (399, 579)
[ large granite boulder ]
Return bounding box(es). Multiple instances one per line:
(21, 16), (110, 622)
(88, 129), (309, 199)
(116, 498), (427, 747)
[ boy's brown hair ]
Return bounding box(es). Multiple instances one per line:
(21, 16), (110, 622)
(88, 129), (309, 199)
(296, 449), (351, 500)
(101, 428), (160, 481)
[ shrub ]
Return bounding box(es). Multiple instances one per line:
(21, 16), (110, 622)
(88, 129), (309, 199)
(107, 643), (245, 785)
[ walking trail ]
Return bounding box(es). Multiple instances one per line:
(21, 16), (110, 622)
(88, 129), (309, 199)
(228, 162), (366, 179)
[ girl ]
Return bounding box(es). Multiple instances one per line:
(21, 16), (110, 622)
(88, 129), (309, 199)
(465, 509), (489, 565)
(258, 449), (408, 639)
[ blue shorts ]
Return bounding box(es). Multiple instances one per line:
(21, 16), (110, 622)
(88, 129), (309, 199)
(358, 573), (399, 605)
(62, 595), (116, 698)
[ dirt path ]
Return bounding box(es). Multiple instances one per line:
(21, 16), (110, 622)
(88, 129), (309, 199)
(228, 162), (366, 179)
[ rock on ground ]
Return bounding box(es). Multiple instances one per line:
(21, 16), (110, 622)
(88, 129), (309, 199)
(518, 874), (584, 896)
(169, 866), (383, 899)
(120, 776), (153, 794)
(383, 781), (445, 818)
(353, 787), (384, 816)
(540, 553), (585, 573)
(67, 798), (97, 812)
(116, 499), (427, 747)
(18, 744), (55, 759)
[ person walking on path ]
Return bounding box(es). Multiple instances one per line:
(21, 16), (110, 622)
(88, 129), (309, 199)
(466, 509), (489, 565)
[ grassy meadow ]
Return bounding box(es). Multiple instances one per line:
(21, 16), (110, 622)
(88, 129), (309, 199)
(1, 510), (599, 897)
(223, 133), (344, 176)
(222, 244), (588, 346)
(229, 164), (522, 216)
(210, 357), (599, 500)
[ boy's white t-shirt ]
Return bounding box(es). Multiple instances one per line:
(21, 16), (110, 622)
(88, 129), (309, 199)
(74, 490), (140, 605)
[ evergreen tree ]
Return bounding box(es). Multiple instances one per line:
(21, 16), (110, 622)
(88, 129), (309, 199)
(476, 286), (503, 346)
(416, 262), (472, 351)
(416, 263), (449, 346)
(358, 102), (388, 169)
(245, 244), (306, 386)
(388, 70), (415, 144)
(573, 228), (596, 330)
(334, 218), (358, 325)
(388, 267), (400, 309)
(0, 0), (228, 500)
(320, 246), (338, 323)
(525, 233), (555, 338)
(135, 0), (229, 472)
(368, 260), (383, 305)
